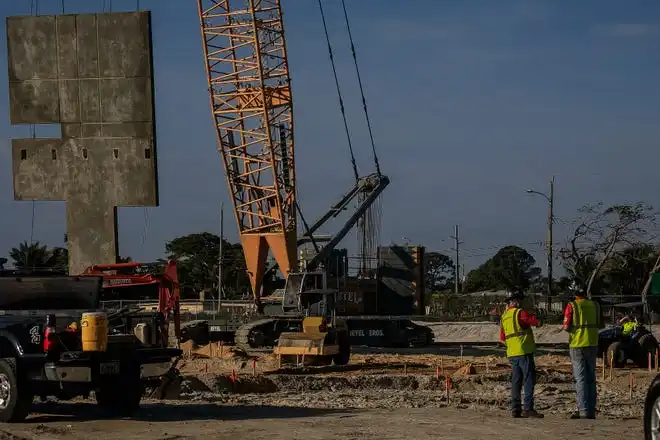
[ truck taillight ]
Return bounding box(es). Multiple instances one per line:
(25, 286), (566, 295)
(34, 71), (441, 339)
(43, 314), (57, 353)
(43, 327), (57, 352)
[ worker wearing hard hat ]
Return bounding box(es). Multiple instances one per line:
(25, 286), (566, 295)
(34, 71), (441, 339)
(499, 290), (544, 419)
(562, 290), (604, 420)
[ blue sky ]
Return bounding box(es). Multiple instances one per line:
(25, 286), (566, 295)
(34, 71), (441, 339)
(1, 0), (660, 275)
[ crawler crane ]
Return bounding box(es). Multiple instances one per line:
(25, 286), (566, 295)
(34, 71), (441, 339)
(197, 0), (429, 356)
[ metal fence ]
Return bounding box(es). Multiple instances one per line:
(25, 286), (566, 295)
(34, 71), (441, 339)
(99, 299), (257, 330)
(100, 295), (652, 327)
(425, 294), (651, 323)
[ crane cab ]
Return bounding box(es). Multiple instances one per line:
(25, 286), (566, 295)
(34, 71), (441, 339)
(281, 271), (328, 314)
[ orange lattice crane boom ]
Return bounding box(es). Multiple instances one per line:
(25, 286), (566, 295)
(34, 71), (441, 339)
(197, 0), (298, 301)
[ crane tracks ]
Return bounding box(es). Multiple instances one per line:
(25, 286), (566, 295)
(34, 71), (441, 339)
(234, 318), (278, 351)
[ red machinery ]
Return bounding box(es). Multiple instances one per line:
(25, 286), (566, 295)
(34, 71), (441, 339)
(80, 261), (181, 343)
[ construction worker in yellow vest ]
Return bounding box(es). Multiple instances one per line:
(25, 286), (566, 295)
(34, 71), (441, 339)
(500, 291), (544, 418)
(562, 290), (604, 420)
(619, 315), (639, 336)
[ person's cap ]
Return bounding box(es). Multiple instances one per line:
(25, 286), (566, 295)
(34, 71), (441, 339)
(507, 290), (525, 302)
(574, 288), (586, 297)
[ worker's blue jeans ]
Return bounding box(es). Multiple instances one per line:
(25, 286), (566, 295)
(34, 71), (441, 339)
(570, 346), (598, 418)
(510, 353), (536, 411)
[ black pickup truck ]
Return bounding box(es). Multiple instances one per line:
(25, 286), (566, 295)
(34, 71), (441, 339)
(0, 273), (181, 422)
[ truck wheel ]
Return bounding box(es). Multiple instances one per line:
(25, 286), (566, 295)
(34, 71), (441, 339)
(0, 359), (32, 423)
(95, 373), (143, 416)
(606, 341), (627, 368)
(644, 375), (660, 440)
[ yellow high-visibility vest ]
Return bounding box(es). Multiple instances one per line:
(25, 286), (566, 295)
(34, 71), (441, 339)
(622, 321), (638, 336)
(501, 307), (536, 357)
(569, 299), (600, 348)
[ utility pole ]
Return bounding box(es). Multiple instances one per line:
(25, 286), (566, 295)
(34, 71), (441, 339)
(526, 177), (554, 311)
(547, 177), (554, 304)
(218, 202), (224, 312)
(451, 225), (462, 294)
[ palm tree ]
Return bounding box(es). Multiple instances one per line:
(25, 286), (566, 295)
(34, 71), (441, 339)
(9, 241), (62, 270)
(49, 247), (69, 271)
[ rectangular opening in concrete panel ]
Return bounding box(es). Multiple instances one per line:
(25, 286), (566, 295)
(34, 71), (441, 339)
(6, 11), (158, 276)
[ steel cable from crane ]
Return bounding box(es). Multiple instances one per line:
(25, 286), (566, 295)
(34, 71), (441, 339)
(340, 0), (381, 177)
(317, 0), (359, 183)
(29, 0), (39, 15)
(27, 0), (38, 260)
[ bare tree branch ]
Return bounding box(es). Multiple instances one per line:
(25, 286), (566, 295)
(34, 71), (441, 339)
(559, 201), (657, 296)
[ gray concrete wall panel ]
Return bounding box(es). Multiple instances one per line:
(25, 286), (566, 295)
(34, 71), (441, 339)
(6, 12), (158, 275)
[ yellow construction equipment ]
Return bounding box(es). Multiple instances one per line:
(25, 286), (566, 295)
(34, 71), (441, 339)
(272, 276), (350, 366)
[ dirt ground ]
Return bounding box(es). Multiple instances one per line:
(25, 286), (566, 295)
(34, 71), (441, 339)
(1, 405), (642, 440)
(0, 344), (651, 439)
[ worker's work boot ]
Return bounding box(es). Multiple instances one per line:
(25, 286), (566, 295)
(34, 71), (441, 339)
(569, 411), (595, 420)
(522, 409), (544, 418)
(511, 409), (522, 418)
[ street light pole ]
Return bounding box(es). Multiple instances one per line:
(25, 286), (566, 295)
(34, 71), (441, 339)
(526, 176), (555, 311)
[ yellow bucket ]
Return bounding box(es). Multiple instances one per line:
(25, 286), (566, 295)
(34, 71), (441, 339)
(81, 312), (108, 352)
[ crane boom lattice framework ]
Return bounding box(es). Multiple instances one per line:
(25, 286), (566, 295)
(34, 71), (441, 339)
(197, 0), (388, 308)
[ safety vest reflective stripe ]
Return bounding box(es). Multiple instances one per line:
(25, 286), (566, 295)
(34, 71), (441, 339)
(504, 331), (529, 339)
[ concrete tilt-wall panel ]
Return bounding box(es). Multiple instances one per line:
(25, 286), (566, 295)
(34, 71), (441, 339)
(6, 12), (158, 275)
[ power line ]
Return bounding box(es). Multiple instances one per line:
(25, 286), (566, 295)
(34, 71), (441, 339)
(339, 0), (381, 176)
(317, 0), (359, 182)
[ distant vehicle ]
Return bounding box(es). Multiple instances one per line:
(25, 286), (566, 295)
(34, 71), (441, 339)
(598, 322), (658, 368)
(598, 302), (659, 369)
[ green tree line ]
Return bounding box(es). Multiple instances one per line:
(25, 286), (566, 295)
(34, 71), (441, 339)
(3, 202), (659, 299)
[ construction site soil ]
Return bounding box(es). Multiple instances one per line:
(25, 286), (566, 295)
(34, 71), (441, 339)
(2, 344), (650, 439)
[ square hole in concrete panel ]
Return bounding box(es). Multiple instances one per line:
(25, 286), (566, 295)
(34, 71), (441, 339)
(144, 148), (151, 159)
(20, 149), (27, 160)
